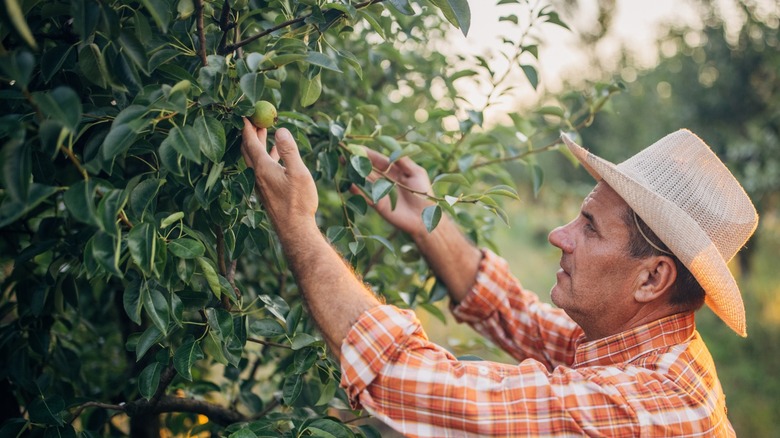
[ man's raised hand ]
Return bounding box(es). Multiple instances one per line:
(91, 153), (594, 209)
(240, 118), (318, 233)
(358, 149), (435, 238)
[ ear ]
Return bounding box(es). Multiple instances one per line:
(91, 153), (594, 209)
(634, 256), (677, 303)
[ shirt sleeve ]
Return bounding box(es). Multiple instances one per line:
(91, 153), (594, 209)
(339, 305), (640, 437)
(450, 249), (582, 369)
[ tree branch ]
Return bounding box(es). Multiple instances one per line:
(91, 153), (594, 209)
(219, 0), (388, 55)
(124, 395), (247, 426)
(150, 364), (177, 406)
(195, 0), (208, 65)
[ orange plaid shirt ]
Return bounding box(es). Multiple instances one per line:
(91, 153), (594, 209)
(340, 250), (735, 437)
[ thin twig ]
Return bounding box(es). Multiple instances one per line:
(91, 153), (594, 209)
(69, 401), (124, 425)
(247, 337), (291, 349)
(59, 145), (89, 180)
(254, 396), (280, 420)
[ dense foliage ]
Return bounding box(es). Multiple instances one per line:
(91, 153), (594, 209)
(0, 0), (617, 436)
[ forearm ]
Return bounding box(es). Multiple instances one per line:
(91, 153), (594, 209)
(410, 215), (482, 303)
(276, 220), (381, 358)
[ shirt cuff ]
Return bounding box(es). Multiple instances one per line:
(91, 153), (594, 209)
(450, 249), (511, 323)
(340, 305), (426, 409)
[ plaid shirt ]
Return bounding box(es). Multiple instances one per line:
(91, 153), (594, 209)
(340, 250), (735, 437)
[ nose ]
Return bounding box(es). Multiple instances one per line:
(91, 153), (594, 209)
(548, 223), (574, 253)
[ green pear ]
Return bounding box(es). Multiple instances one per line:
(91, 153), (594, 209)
(250, 100), (278, 129)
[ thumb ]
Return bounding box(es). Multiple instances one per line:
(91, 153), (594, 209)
(274, 128), (305, 171)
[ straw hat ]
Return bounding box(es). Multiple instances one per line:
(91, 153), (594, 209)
(560, 129), (758, 337)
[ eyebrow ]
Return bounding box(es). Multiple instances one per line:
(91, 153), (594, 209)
(581, 210), (598, 230)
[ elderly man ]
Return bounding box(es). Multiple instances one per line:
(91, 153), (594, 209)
(241, 122), (757, 437)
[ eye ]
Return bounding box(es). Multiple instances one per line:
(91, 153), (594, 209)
(583, 222), (596, 233)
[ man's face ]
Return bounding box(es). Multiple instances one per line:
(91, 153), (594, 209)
(547, 182), (646, 337)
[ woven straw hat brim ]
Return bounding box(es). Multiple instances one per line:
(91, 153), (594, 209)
(561, 134), (748, 337)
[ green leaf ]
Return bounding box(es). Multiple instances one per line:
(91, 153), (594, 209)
(346, 195), (368, 216)
(388, 0), (414, 15)
(282, 374), (303, 405)
(174, 336), (204, 381)
(159, 134), (183, 175)
(169, 237), (206, 259)
(0, 50), (35, 89)
(307, 419), (355, 438)
(62, 204), (95, 242)
(96, 189), (126, 236)
(530, 163), (544, 197)
(249, 318), (285, 337)
(194, 115), (226, 163)
(4, 0), (37, 49)
(544, 11), (570, 30)
(119, 29), (149, 74)
(123, 277), (143, 325)
(160, 211), (184, 228)
(228, 429), (258, 438)
(142, 284), (170, 335)
(536, 106), (565, 118)
(305, 52), (342, 73)
(431, 0), (471, 36)
(485, 184), (520, 200)
(129, 178), (162, 219)
(349, 155), (373, 178)
(201, 331), (227, 365)
(102, 105), (149, 160)
(78, 43), (109, 89)
(521, 64), (539, 89)
(27, 396), (65, 426)
(315, 380), (338, 406)
(290, 332), (318, 350)
(127, 223), (156, 276)
(432, 173), (470, 187)
(326, 226), (347, 243)
(197, 257), (221, 298)
(0, 184), (59, 228)
(421, 205), (442, 233)
(162, 126), (201, 164)
(90, 230), (122, 277)
(370, 179), (394, 204)
(205, 307), (233, 341)
(367, 235), (395, 255)
(138, 362), (163, 399)
(140, 0), (171, 33)
(1, 133), (31, 203)
(136, 325), (163, 360)
(240, 73), (266, 103)
(71, 0), (100, 40)
(300, 74), (322, 107)
(419, 303), (446, 324)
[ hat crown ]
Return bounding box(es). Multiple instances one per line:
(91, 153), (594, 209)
(617, 130), (758, 262)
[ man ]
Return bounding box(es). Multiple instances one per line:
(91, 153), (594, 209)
(241, 122), (757, 437)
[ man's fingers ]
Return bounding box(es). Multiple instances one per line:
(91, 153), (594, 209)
(274, 128), (305, 171)
(364, 148), (391, 172)
(241, 118), (270, 166)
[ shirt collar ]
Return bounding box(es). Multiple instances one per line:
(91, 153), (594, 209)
(572, 312), (696, 368)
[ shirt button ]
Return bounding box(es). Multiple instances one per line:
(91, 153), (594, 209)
(478, 366), (488, 376)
